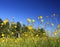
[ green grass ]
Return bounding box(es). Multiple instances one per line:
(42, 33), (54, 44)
(0, 37), (60, 47)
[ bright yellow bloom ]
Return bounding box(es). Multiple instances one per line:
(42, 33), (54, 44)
(27, 18), (31, 23)
(27, 26), (33, 30)
(12, 32), (14, 34)
(43, 33), (46, 35)
(54, 32), (57, 35)
(36, 34), (38, 37)
(14, 26), (17, 28)
(3, 19), (8, 25)
(38, 16), (43, 19)
(1, 23), (4, 25)
(2, 34), (4, 37)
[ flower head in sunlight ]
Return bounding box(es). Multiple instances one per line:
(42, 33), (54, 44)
(1, 23), (4, 25)
(27, 18), (31, 23)
(12, 32), (14, 34)
(2, 33), (4, 37)
(54, 31), (58, 35)
(14, 26), (17, 28)
(51, 23), (54, 26)
(38, 16), (43, 19)
(3, 19), (8, 25)
(32, 19), (35, 23)
(36, 34), (38, 37)
(27, 26), (33, 30)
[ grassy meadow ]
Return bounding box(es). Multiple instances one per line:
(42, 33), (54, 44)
(0, 15), (60, 47)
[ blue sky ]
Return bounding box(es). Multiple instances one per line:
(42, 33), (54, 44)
(0, 0), (60, 32)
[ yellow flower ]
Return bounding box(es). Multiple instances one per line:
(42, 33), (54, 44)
(1, 23), (4, 25)
(12, 32), (14, 34)
(38, 16), (43, 19)
(36, 34), (38, 37)
(54, 32), (57, 35)
(32, 19), (35, 23)
(43, 33), (46, 35)
(27, 26), (33, 30)
(14, 26), (17, 28)
(3, 19), (8, 25)
(2, 34), (4, 37)
(27, 18), (31, 23)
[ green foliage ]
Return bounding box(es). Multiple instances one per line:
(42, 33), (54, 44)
(0, 18), (47, 38)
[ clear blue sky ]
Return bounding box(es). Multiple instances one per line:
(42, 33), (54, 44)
(0, 0), (60, 32)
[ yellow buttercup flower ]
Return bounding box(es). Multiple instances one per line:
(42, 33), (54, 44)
(12, 32), (14, 34)
(2, 33), (4, 37)
(36, 34), (38, 37)
(38, 16), (43, 19)
(54, 31), (57, 35)
(14, 26), (17, 28)
(1, 23), (4, 25)
(3, 19), (8, 25)
(27, 26), (33, 30)
(27, 18), (31, 23)
(43, 33), (46, 35)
